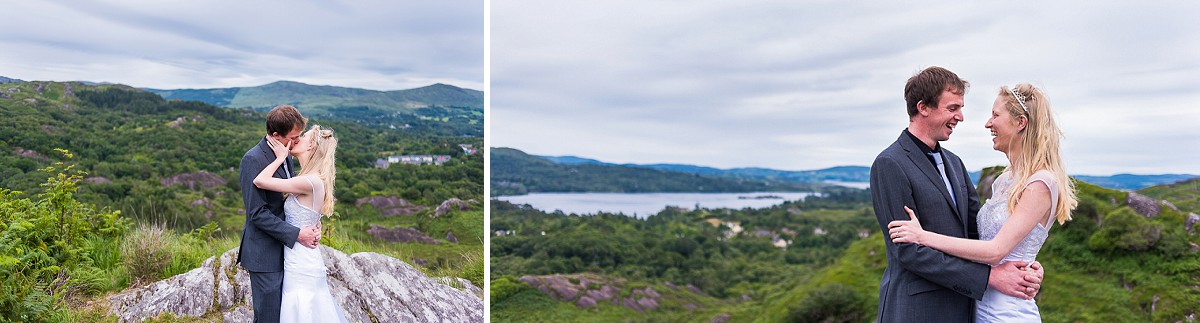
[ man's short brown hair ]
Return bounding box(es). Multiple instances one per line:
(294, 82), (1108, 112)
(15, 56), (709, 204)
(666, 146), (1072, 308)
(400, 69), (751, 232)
(266, 105), (307, 136)
(904, 66), (969, 117)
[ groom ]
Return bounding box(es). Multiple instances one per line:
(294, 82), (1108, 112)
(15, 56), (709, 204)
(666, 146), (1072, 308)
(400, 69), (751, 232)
(871, 67), (1042, 322)
(238, 105), (322, 323)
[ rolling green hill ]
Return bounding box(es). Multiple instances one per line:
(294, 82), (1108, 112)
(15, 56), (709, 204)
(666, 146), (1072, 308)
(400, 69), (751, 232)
(491, 147), (824, 196)
(148, 80), (482, 111)
(1138, 177), (1200, 213)
(147, 80), (483, 136)
(1, 80), (483, 318)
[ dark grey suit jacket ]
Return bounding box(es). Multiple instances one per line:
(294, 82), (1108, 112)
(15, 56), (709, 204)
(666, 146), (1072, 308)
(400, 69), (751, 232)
(871, 131), (989, 322)
(237, 137), (300, 273)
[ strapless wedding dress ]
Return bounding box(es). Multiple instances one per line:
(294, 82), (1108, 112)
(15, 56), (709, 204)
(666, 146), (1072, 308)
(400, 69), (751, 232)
(279, 177), (348, 323)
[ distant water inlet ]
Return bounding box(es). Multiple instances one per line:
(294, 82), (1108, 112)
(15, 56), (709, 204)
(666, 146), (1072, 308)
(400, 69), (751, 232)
(495, 192), (819, 218)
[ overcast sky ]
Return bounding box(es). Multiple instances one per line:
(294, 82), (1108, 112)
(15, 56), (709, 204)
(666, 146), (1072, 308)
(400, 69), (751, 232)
(491, 1), (1200, 176)
(0, 0), (482, 91)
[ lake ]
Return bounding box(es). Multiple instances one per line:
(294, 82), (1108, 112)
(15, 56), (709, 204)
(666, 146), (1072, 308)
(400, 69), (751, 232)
(824, 180), (870, 189)
(495, 192), (818, 218)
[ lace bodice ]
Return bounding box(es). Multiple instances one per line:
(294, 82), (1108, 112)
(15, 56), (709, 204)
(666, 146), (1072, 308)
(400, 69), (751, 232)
(977, 170), (1059, 264)
(284, 176), (325, 228)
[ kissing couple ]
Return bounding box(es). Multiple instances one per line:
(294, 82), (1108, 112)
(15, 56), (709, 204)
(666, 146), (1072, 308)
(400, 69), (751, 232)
(237, 105), (350, 322)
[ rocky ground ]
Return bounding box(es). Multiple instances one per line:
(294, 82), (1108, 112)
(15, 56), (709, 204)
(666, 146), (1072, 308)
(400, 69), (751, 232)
(517, 273), (712, 314)
(107, 246), (483, 322)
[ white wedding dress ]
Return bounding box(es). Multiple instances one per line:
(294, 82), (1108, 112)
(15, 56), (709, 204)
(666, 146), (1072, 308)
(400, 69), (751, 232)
(280, 176), (349, 323)
(975, 170), (1059, 322)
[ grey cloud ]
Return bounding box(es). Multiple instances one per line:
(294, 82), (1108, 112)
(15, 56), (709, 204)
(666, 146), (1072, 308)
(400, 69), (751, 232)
(0, 0), (481, 90)
(493, 0), (1200, 174)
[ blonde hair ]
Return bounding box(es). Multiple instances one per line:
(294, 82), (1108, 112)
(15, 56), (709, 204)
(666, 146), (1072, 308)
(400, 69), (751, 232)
(999, 84), (1077, 224)
(296, 125), (338, 215)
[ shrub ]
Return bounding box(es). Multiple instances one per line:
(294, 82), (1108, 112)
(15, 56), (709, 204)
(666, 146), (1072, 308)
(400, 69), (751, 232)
(122, 225), (173, 286)
(786, 283), (869, 323)
(490, 276), (531, 306)
(1088, 207), (1162, 252)
(461, 254), (484, 290)
(0, 150), (129, 320)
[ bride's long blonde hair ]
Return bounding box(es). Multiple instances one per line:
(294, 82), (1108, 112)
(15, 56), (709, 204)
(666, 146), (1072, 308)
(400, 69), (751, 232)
(295, 125), (338, 216)
(999, 84), (1077, 224)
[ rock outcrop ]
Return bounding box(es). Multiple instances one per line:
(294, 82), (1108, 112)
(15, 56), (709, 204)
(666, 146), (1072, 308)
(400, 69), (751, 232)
(1187, 213), (1199, 235)
(355, 196), (427, 216)
(367, 224), (441, 244)
(161, 171), (226, 190)
(83, 177), (113, 184)
(433, 198), (475, 218)
(108, 246), (482, 322)
(1126, 192), (1161, 218)
(13, 147), (49, 161)
(518, 274), (699, 313)
(977, 171), (1000, 201)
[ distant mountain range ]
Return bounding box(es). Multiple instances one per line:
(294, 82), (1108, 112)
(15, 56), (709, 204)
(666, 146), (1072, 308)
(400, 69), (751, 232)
(534, 152), (1197, 191)
(145, 80), (482, 113)
(1, 76), (483, 136)
(146, 81), (483, 136)
(539, 154), (870, 183)
(1075, 174), (1200, 191)
(491, 148), (821, 196)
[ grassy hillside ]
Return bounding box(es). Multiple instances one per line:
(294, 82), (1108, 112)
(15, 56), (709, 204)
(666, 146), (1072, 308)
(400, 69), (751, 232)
(0, 80), (483, 318)
(490, 189), (878, 321)
(1138, 177), (1200, 213)
(491, 147), (823, 196)
(764, 179), (1200, 322)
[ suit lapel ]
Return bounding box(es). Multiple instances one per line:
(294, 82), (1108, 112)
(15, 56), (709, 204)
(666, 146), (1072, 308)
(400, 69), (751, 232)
(897, 133), (961, 218)
(941, 151), (969, 221)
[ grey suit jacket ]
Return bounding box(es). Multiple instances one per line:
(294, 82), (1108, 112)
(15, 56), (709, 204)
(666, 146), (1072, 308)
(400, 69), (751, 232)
(237, 137), (300, 273)
(871, 131), (989, 322)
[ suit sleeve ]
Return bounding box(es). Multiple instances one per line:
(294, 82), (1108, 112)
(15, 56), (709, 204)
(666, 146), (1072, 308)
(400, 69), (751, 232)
(961, 159), (982, 239)
(871, 155), (990, 300)
(241, 152), (300, 248)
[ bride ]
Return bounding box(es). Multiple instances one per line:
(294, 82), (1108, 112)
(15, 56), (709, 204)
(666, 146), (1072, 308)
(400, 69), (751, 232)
(254, 125), (349, 323)
(888, 83), (1078, 322)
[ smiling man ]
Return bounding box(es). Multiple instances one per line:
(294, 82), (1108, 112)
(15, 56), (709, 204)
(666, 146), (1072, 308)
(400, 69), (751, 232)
(869, 66), (1044, 322)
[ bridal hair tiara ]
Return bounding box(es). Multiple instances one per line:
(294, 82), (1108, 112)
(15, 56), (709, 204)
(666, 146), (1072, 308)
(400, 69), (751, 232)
(1008, 86), (1029, 114)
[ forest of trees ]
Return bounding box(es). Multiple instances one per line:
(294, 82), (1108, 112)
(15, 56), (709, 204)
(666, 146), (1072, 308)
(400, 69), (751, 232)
(0, 82), (482, 232)
(491, 170), (1200, 322)
(491, 189), (876, 299)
